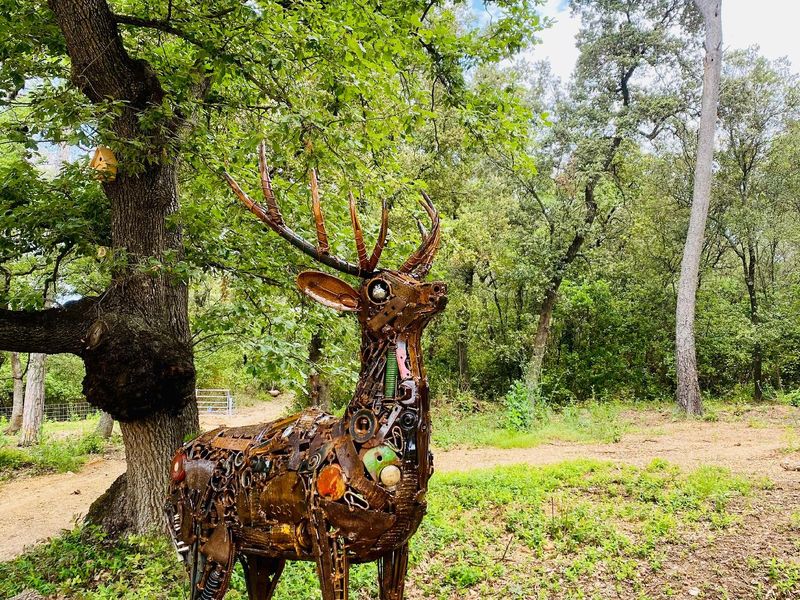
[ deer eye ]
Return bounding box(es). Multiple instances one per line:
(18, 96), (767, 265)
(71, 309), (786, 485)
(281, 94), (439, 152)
(368, 279), (391, 303)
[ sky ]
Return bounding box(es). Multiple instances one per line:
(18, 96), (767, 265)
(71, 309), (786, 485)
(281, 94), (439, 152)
(535, 0), (800, 82)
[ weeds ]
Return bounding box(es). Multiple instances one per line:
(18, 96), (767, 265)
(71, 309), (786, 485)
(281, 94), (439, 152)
(433, 400), (629, 450)
(0, 432), (110, 478)
(0, 460), (763, 599)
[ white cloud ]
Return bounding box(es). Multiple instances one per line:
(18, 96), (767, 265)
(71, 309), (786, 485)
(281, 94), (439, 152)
(530, 0), (800, 83)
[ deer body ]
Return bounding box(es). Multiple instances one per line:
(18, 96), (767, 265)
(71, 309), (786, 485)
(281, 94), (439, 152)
(166, 145), (446, 600)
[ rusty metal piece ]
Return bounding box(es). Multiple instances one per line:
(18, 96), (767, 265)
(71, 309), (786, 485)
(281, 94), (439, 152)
(168, 146), (448, 600)
(309, 169), (330, 254)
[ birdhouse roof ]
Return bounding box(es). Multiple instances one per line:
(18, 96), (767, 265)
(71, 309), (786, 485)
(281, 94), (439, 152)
(90, 146), (117, 167)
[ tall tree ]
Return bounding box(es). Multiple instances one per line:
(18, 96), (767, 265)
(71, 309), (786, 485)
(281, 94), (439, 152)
(712, 49), (800, 400)
(5, 352), (25, 434)
(675, 0), (722, 415)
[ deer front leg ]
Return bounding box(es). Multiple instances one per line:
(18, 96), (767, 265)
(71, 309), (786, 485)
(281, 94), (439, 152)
(240, 553), (285, 600)
(378, 543), (409, 600)
(311, 513), (349, 600)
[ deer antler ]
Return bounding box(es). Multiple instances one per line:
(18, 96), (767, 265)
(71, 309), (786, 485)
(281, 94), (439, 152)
(399, 191), (440, 279)
(225, 142), (390, 277)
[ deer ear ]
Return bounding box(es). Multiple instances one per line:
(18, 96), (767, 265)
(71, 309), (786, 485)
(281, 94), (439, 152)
(297, 271), (361, 312)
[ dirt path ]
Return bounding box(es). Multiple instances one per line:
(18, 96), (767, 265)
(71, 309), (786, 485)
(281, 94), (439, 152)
(0, 457), (127, 561)
(0, 399), (291, 562)
(0, 404), (796, 562)
(435, 417), (800, 485)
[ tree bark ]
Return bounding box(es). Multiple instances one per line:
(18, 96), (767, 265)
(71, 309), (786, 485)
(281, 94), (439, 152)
(743, 241), (763, 400)
(526, 286), (558, 397)
(119, 405), (197, 532)
(95, 411), (114, 438)
(5, 352), (25, 434)
(675, 0), (722, 416)
(456, 264), (474, 392)
(18, 353), (46, 447)
(36, 0), (198, 533)
(308, 329), (330, 410)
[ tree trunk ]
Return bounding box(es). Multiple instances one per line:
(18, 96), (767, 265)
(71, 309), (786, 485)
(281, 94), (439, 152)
(18, 353), (46, 447)
(5, 352), (25, 434)
(308, 329), (330, 410)
(674, 0), (722, 416)
(95, 411), (114, 438)
(456, 265), (474, 392)
(525, 286), (558, 399)
(119, 403), (197, 532)
(0, 0), (200, 534)
(744, 242), (763, 400)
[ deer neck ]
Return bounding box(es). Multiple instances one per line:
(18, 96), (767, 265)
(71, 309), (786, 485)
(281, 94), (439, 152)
(343, 327), (431, 483)
(349, 328), (428, 409)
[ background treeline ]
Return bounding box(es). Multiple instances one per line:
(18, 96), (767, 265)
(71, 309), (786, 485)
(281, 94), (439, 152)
(2, 1), (799, 413)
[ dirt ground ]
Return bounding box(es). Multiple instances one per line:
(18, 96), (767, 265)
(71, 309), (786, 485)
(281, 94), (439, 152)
(0, 402), (797, 566)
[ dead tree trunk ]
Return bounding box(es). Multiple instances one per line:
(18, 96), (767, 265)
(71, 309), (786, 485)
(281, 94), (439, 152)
(675, 0), (722, 415)
(18, 353), (46, 447)
(5, 352), (25, 434)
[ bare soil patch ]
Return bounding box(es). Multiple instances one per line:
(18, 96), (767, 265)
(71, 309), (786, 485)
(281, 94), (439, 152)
(435, 412), (800, 484)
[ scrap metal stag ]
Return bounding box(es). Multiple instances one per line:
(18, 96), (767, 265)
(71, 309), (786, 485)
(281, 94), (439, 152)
(166, 142), (447, 600)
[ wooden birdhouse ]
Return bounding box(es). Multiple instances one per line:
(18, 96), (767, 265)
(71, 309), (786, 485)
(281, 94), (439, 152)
(89, 146), (118, 181)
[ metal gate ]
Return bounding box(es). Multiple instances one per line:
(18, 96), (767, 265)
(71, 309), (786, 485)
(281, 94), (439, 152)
(196, 389), (235, 415)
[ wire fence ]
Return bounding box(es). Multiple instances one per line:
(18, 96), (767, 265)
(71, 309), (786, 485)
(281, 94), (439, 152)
(0, 402), (100, 423)
(0, 389), (236, 423)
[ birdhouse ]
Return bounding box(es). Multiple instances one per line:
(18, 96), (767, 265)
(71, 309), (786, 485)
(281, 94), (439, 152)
(89, 146), (118, 181)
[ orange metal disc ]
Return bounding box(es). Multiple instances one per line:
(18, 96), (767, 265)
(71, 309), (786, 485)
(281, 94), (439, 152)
(317, 464), (346, 501)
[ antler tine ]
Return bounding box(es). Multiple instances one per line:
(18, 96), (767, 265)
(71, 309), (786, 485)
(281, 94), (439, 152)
(367, 198), (389, 271)
(225, 145), (366, 278)
(349, 192), (370, 271)
(224, 171), (272, 224)
(309, 169), (330, 255)
(258, 141), (285, 226)
(399, 191), (440, 278)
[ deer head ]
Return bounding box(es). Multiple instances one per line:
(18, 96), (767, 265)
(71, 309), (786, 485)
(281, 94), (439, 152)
(224, 142), (447, 333)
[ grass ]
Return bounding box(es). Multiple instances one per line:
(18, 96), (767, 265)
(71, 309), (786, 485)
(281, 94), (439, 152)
(431, 396), (800, 451)
(2, 459), (788, 600)
(0, 415), (118, 480)
(432, 401), (639, 450)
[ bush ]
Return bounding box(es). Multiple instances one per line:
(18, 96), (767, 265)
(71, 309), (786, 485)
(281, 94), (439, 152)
(503, 380), (533, 432)
(782, 389), (800, 407)
(0, 433), (107, 477)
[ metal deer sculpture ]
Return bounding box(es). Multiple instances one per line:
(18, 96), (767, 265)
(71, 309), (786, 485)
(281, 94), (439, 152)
(166, 143), (447, 600)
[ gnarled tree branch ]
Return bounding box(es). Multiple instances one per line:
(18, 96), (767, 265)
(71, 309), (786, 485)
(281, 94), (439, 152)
(0, 296), (99, 355)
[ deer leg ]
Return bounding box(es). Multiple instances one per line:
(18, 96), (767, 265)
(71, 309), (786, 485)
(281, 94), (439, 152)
(378, 543), (409, 600)
(312, 517), (349, 600)
(191, 523), (235, 600)
(240, 553), (285, 600)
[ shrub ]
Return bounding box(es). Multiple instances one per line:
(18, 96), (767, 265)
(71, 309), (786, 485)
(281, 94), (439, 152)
(503, 380), (534, 432)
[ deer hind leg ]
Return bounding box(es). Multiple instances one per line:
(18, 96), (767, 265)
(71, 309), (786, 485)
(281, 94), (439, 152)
(240, 553), (285, 600)
(190, 523), (235, 600)
(378, 543), (409, 600)
(312, 519), (349, 600)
